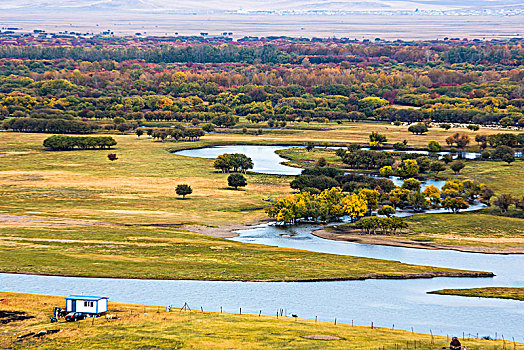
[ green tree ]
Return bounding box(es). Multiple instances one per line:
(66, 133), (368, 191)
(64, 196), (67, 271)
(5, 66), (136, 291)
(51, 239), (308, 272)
(377, 205), (396, 217)
(492, 145), (515, 165)
(401, 178), (421, 192)
(429, 161), (446, 176)
(228, 173), (247, 190)
(450, 161), (465, 174)
(427, 141), (442, 153)
(493, 194), (514, 213)
(408, 123), (428, 135)
(176, 184), (193, 199)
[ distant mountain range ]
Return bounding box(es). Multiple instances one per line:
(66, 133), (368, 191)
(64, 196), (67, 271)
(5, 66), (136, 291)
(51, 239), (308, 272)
(1, 0), (524, 12)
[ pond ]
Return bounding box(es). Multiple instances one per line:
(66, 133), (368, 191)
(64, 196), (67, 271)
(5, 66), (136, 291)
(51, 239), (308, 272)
(175, 145), (302, 175)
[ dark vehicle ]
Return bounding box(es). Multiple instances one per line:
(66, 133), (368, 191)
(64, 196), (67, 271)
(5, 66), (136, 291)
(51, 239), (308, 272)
(65, 312), (85, 322)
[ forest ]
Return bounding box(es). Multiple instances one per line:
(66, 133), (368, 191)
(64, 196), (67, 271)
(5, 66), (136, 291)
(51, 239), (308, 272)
(1, 36), (524, 134)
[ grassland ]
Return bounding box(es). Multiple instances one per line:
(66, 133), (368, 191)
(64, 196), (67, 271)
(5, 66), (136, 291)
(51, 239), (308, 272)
(316, 210), (524, 254)
(210, 120), (521, 149)
(1, 224), (485, 280)
(429, 288), (524, 301)
(1, 292), (519, 350)
(1, 131), (491, 281)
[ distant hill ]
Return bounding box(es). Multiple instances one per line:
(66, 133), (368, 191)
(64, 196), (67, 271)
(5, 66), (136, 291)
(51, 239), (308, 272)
(2, 0), (524, 12)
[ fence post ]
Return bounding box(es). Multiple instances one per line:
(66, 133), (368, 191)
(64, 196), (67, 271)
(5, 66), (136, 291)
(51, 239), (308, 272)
(371, 322), (373, 329)
(334, 318), (337, 325)
(315, 316), (317, 323)
(220, 306), (222, 313)
(259, 310), (261, 317)
(239, 308), (242, 315)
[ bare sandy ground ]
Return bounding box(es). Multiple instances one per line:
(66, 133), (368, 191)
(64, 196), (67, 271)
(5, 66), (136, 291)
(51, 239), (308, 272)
(1, 12), (523, 40)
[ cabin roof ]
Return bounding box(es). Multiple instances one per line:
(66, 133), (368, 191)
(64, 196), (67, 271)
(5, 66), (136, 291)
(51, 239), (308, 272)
(65, 295), (108, 301)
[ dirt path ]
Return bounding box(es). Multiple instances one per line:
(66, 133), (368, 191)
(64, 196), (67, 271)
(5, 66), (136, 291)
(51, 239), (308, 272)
(182, 220), (270, 238)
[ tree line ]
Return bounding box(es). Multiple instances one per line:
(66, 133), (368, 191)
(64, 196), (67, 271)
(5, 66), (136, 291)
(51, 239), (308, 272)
(43, 135), (117, 150)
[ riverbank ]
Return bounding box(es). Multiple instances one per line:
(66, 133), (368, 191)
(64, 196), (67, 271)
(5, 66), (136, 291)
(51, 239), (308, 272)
(428, 287), (524, 301)
(313, 227), (524, 254)
(1, 291), (517, 350)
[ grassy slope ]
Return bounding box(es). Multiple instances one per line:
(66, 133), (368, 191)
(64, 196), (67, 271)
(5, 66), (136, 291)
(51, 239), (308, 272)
(0, 132), (482, 281)
(0, 292), (518, 350)
(429, 287), (524, 301)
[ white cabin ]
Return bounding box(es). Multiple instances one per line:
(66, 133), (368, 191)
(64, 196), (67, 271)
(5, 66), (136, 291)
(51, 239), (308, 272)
(65, 295), (108, 315)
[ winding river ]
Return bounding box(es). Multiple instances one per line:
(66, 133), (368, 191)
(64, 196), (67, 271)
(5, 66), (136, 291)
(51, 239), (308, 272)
(2, 145), (523, 341)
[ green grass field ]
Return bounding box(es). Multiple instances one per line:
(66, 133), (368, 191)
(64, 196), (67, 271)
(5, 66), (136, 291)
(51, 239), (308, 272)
(405, 211), (524, 250)
(429, 287), (524, 301)
(1, 292), (519, 350)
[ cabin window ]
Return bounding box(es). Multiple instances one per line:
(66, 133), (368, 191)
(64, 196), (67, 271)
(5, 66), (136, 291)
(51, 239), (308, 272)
(84, 301), (94, 307)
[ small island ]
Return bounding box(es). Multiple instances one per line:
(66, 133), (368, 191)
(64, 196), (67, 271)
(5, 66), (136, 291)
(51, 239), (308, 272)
(429, 287), (524, 301)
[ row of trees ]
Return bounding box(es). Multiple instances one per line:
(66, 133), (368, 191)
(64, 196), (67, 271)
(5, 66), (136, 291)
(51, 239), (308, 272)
(266, 187), (368, 224)
(42, 135), (117, 150)
(150, 127), (205, 142)
(355, 217), (408, 235)
(2, 117), (98, 134)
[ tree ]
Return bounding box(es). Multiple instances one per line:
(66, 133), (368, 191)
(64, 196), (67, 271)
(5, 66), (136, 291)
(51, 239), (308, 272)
(439, 123), (451, 130)
(202, 123), (215, 132)
(359, 188), (380, 214)
(480, 186), (495, 205)
(379, 166), (393, 177)
(450, 161), (465, 174)
(442, 196), (469, 213)
(377, 205), (396, 217)
(493, 194), (514, 213)
(429, 161), (446, 176)
(445, 133), (470, 153)
(369, 131), (387, 143)
(475, 134), (487, 149)
(305, 142), (315, 152)
(228, 173), (247, 190)
(107, 153), (118, 161)
(317, 157), (327, 167)
(401, 178), (421, 192)
(492, 145), (515, 165)
(427, 141), (442, 152)
(175, 184), (192, 199)
(441, 154), (453, 164)
(408, 123), (428, 135)
(398, 159), (419, 177)
(423, 185), (441, 206)
(135, 128), (144, 139)
(466, 124), (479, 131)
